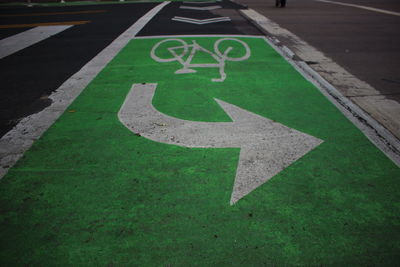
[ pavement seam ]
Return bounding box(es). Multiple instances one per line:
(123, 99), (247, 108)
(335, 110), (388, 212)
(239, 8), (400, 167)
(0, 1), (171, 179)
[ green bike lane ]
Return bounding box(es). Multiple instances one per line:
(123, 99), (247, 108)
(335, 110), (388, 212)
(1, 34), (399, 266)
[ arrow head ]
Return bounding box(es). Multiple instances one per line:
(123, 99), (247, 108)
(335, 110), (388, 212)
(214, 98), (323, 205)
(120, 84), (323, 205)
(214, 98), (270, 123)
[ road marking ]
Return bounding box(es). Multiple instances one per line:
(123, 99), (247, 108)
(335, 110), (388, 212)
(179, 5), (222, 10)
(118, 83), (323, 204)
(0, 21), (89, 29)
(150, 38), (250, 82)
(240, 9), (400, 166)
(0, 1), (171, 179)
(0, 10), (107, 17)
(184, 1), (219, 4)
(172, 16), (231, 24)
(315, 0), (400, 17)
(0, 25), (72, 59)
(1, 27), (399, 263)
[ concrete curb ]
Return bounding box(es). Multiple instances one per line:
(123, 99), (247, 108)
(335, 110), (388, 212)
(239, 8), (400, 167)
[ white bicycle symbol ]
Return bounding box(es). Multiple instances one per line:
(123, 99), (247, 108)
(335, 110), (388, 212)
(150, 38), (251, 82)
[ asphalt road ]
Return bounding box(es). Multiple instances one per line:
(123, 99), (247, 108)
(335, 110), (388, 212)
(0, 1), (399, 265)
(137, 0), (259, 36)
(0, 2), (157, 137)
(0, 1), (261, 138)
(238, 0), (400, 101)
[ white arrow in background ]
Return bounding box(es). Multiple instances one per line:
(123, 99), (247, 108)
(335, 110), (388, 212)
(119, 83), (323, 204)
(184, 1), (220, 4)
(179, 5), (222, 10)
(172, 16), (231, 25)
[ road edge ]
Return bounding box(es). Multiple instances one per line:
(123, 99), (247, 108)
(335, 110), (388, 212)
(240, 8), (400, 167)
(0, 1), (171, 179)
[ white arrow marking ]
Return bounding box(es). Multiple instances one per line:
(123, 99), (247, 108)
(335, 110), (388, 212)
(118, 83), (323, 204)
(184, 1), (220, 4)
(179, 5), (222, 10)
(172, 16), (231, 25)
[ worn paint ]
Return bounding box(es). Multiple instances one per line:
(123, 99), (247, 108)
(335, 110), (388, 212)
(0, 35), (399, 266)
(0, 10), (107, 17)
(0, 21), (90, 29)
(0, 25), (72, 59)
(119, 83), (322, 204)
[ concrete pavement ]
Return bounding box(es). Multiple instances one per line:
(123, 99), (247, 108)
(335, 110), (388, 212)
(238, 0), (400, 142)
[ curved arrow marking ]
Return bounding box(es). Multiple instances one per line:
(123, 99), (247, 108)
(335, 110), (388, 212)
(118, 83), (323, 204)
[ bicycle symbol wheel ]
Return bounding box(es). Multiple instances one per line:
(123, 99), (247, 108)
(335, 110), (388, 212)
(150, 37), (252, 82)
(150, 39), (189, 63)
(214, 38), (250, 62)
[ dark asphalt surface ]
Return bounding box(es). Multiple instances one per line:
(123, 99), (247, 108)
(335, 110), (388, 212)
(0, 0), (260, 138)
(337, 0), (400, 12)
(137, 0), (260, 36)
(0, 3), (157, 137)
(238, 0), (400, 101)
(1, 0), (399, 139)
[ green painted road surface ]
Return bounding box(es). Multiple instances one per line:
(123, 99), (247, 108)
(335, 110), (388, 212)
(1, 36), (399, 265)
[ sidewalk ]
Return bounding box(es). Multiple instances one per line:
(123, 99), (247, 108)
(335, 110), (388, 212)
(238, 0), (400, 139)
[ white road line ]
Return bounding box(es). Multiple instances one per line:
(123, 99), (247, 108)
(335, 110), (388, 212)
(173, 16), (230, 22)
(0, 1), (170, 179)
(172, 18), (231, 24)
(0, 25), (72, 59)
(315, 0), (400, 17)
(179, 5), (222, 10)
(172, 16), (231, 24)
(240, 8), (400, 166)
(183, 1), (219, 4)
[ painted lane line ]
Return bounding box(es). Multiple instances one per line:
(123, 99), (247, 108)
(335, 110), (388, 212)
(172, 18), (230, 24)
(119, 83), (323, 204)
(173, 16), (231, 22)
(239, 9), (400, 166)
(0, 25), (72, 59)
(315, 0), (400, 17)
(179, 5), (222, 10)
(0, 10), (107, 17)
(172, 16), (231, 25)
(0, 21), (89, 29)
(0, 1), (171, 179)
